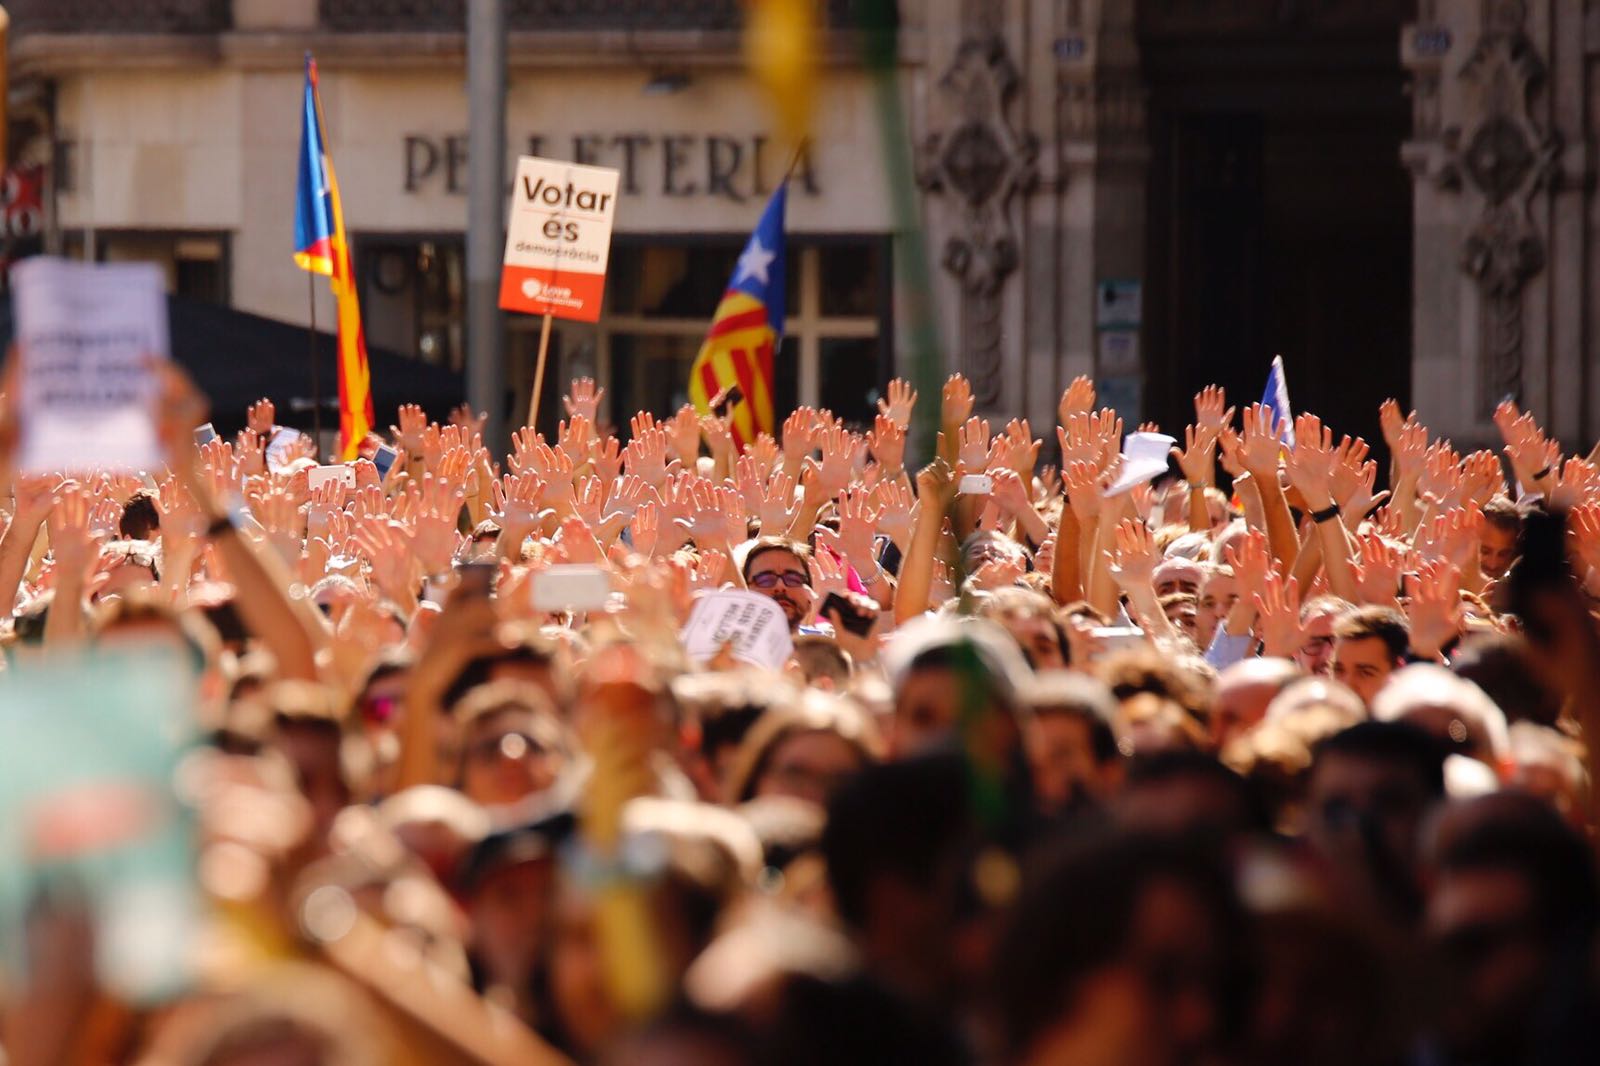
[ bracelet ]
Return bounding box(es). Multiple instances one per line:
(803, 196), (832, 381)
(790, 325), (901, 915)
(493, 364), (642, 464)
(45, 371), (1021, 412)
(1532, 465), (1553, 481)
(206, 513), (235, 538)
(1188, 482), (1208, 493)
(1310, 503), (1341, 524)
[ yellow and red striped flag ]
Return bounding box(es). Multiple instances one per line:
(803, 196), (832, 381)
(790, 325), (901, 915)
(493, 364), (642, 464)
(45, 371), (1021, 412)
(294, 53), (374, 460)
(688, 183), (787, 448)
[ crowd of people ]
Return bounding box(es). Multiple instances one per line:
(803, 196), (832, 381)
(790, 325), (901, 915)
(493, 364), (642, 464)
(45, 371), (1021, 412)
(2, 360), (1598, 1066)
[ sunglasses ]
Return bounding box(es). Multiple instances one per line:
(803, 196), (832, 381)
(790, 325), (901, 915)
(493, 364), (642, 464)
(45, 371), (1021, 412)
(750, 570), (810, 590)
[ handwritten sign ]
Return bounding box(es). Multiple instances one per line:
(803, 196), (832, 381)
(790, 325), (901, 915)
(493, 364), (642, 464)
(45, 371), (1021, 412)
(11, 257), (167, 474)
(680, 590), (794, 671)
(498, 155), (621, 323)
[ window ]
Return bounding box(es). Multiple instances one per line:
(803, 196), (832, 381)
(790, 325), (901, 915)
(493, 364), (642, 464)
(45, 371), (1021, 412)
(61, 229), (229, 304)
(598, 237), (890, 435)
(351, 232), (891, 434)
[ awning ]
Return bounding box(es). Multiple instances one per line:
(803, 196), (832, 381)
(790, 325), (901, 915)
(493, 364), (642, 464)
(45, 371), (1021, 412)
(0, 294), (466, 438)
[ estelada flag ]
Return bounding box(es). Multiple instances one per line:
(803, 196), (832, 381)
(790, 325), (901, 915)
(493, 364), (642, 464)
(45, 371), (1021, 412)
(688, 184), (786, 450)
(294, 53), (374, 460)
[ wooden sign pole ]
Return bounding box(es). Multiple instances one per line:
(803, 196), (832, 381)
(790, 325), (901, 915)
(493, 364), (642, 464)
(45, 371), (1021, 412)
(529, 310), (554, 429)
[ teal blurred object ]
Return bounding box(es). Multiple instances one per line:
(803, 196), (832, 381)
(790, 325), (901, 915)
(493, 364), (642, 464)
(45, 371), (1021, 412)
(0, 645), (200, 1004)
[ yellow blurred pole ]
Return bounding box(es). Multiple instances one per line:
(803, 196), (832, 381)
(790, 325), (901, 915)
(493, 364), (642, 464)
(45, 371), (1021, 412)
(0, 6), (10, 177)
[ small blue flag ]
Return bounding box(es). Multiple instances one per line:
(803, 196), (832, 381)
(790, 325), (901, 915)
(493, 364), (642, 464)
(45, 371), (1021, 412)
(1261, 355), (1295, 449)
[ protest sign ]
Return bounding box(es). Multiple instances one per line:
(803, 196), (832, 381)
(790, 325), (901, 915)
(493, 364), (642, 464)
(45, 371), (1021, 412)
(11, 257), (167, 474)
(680, 590), (794, 671)
(0, 646), (198, 1005)
(498, 156), (621, 323)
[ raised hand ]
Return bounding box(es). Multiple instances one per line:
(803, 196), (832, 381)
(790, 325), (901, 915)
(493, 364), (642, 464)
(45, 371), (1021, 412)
(1414, 504), (1483, 570)
(747, 432), (781, 473)
(810, 546), (850, 602)
(1253, 569), (1305, 659)
(1107, 519), (1160, 593)
(757, 470), (799, 534)
(1285, 413), (1337, 508)
(810, 424), (861, 498)
(391, 403), (427, 455)
(563, 377), (604, 423)
(574, 475), (605, 529)
(1058, 374), (1096, 423)
(1353, 532), (1406, 607)
(492, 471), (548, 541)
(448, 402), (488, 437)
(915, 456), (958, 511)
(667, 405), (701, 463)
(782, 407), (820, 464)
(1406, 559), (1464, 658)
(1194, 385), (1233, 437)
(941, 373), (974, 427)
(47, 482), (103, 579)
(1547, 456), (1600, 511)
(623, 427), (670, 488)
(1460, 449), (1507, 506)
(1378, 398), (1415, 453)
(1000, 418), (1040, 481)
(528, 440), (576, 508)
(1417, 442), (1463, 507)
(867, 413), (907, 475)
(246, 397), (277, 437)
(956, 416), (991, 472)
(234, 429), (267, 478)
(1223, 528), (1272, 607)
(877, 378), (917, 430)
(557, 414), (595, 466)
(1171, 424), (1217, 489)
(1061, 459), (1104, 525)
(873, 479), (915, 551)
(832, 489), (882, 573)
(408, 474), (463, 574)
(591, 435), (623, 484)
(1239, 403), (1285, 479)
(972, 555), (1026, 592)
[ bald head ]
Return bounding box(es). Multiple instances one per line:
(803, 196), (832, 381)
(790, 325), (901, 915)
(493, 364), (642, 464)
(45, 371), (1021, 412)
(1211, 658), (1301, 748)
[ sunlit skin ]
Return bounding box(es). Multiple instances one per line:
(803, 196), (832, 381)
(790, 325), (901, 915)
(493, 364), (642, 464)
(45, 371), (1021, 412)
(755, 729), (866, 807)
(1153, 558), (1203, 598)
(1195, 570), (1238, 649)
(1478, 523), (1517, 579)
(1330, 635), (1401, 706)
(746, 548), (815, 632)
(1295, 612), (1338, 676)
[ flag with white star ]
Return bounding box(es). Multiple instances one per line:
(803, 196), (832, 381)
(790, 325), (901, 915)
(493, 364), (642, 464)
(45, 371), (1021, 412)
(688, 183), (787, 449)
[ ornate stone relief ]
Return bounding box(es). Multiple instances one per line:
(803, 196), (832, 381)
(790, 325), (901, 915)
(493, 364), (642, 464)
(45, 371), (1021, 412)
(1436, 0), (1560, 412)
(917, 4), (1038, 407)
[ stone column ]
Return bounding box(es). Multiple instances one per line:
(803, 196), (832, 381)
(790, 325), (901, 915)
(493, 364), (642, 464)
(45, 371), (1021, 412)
(1402, 0), (1593, 449)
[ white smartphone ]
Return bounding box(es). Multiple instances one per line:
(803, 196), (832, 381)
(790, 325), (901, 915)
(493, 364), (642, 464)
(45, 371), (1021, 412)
(958, 473), (994, 495)
(1088, 626), (1147, 658)
(193, 423), (218, 445)
(532, 564), (611, 612)
(307, 464), (357, 492)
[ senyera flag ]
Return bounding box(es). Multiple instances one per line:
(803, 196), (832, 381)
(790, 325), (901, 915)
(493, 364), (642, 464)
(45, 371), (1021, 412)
(688, 184), (787, 450)
(294, 53), (374, 461)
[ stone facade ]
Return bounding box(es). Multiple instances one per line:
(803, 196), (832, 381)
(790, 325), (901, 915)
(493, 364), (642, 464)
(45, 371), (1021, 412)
(10, 0), (1600, 448)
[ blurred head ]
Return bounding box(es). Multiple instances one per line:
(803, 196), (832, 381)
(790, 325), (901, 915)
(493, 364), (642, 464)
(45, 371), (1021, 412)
(1330, 607), (1409, 706)
(724, 691), (881, 807)
(742, 538), (816, 633)
(1160, 592), (1200, 647)
(1369, 664), (1508, 767)
(1117, 751), (1266, 839)
(1211, 658), (1300, 749)
(1018, 671), (1123, 813)
(884, 618), (1028, 758)
(453, 681), (570, 809)
(1423, 792), (1599, 1063)
(117, 489), (160, 540)
(992, 830), (1246, 1066)
(1505, 721), (1589, 829)
(977, 586), (1070, 670)
(1305, 721), (1445, 918)
(791, 634), (853, 688)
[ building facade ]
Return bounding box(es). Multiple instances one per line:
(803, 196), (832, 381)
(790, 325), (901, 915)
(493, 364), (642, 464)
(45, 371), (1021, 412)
(8, 0), (1600, 451)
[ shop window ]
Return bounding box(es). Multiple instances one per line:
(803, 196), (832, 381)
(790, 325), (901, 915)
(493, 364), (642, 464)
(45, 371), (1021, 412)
(62, 230), (229, 304)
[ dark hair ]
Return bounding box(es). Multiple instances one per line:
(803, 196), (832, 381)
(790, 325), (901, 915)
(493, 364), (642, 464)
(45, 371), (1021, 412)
(991, 829), (1246, 1059)
(741, 536), (813, 586)
(1124, 750), (1270, 833)
(1480, 494), (1524, 533)
(119, 490), (160, 540)
(1312, 721), (1446, 798)
(1333, 606), (1410, 663)
(1431, 791), (1598, 940)
(822, 753), (969, 931)
(443, 639), (557, 712)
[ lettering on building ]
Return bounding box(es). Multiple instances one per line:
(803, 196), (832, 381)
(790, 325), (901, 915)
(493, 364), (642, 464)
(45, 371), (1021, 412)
(403, 133), (820, 201)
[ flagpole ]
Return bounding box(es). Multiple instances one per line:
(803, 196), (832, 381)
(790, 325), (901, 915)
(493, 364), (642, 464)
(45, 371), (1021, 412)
(308, 271), (323, 449)
(529, 311), (553, 434)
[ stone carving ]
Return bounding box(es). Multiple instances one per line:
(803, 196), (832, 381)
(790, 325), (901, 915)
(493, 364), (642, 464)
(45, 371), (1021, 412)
(918, 19), (1038, 406)
(1439, 0), (1560, 413)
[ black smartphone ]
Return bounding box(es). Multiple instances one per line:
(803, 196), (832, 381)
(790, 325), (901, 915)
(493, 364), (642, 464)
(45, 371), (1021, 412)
(821, 592), (876, 637)
(455, 560), (496, 599)
(710, 385), (745, 419)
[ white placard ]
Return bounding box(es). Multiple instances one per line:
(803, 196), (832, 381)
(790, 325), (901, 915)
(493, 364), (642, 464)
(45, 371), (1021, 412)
(680, 590), (794, 671)
(498, 156), (621, 323)
(12, 257), (168, 474)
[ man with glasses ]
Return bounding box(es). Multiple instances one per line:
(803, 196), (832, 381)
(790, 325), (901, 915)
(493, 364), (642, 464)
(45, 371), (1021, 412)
(741, 536), (818, 634)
